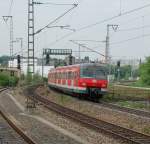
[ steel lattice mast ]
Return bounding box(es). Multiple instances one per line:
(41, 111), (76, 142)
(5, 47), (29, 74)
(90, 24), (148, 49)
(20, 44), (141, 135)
(28, 0), (35, 74)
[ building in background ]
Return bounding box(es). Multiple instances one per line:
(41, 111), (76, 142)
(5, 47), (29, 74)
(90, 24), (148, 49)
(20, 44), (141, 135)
(8, 58), (54, 78)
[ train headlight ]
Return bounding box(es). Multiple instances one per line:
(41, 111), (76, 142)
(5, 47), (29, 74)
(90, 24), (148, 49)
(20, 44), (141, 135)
(82, 83), (86, 86)
(101, 84), (106, 87)
(92, 80), (97, 83)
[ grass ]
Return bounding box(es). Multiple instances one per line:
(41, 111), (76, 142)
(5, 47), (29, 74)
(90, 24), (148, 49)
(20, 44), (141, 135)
(143, 127), (150, 135)
(57, 93), (73, 105)
(108, 84), (150, 101)
(116, 101), (150, 111)
(125, 81), (150, 88)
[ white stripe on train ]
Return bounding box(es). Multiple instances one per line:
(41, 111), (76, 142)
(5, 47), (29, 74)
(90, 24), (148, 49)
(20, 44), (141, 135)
(48, 82), (86, 91)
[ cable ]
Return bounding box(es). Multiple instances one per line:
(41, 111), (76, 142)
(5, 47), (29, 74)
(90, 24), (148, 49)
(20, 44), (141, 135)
(119, 0), (122, 15)
(110, 33), (150, 45)
(71, 40), (105, 43)
(118, 25), (150, 32)
(118, 12), (150, 27)
(78, 3), (150, 31)
(40, 2), (76, 6)
(66, 0), (84, 26)
(8, 0), (14, 16)
(70, 40), (105, 57)
(34, 4), (78, 34)
(45, 3), (150, 47)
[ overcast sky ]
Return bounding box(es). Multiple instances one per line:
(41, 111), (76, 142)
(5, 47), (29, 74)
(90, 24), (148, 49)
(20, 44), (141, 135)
(0, 0), (150, 61)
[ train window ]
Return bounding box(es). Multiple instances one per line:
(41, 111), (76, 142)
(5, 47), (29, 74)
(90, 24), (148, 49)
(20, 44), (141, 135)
(56, 73), (57, 79)
(61, 72), (63, 79)
(74, 72), (76, 78)
(80, 65), (107, 79)
(75, 72), (77, 78)
(73, 72), (75, 79)
(59, 73), (60, 79)
(68, 71), (72, 79)
(60, 73), (62, 79)
(59, 72), (61, 79)
(63, 73), (65, 79)
(61, 72), (64, 79)
(64, 72), (66, 79)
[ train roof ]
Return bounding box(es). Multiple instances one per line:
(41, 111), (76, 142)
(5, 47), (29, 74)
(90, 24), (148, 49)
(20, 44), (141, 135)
(51, 63), (107, 71)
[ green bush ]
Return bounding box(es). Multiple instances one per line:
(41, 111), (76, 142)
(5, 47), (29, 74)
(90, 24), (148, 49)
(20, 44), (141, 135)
(0, 73), (18, 86)
(139, 57), (150, 86)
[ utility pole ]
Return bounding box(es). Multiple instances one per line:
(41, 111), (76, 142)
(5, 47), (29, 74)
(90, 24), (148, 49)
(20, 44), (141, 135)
(42, 49), (44, 79)
(3, 16), (13, 68)
(105, 24), (118, 64)
(79, 44), (81, 63)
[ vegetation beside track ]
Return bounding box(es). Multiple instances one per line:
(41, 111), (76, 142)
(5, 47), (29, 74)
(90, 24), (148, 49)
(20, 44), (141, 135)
(0, 73), (18, 86)
(106, 84), (150, 101)
(115, 101), (150, 111)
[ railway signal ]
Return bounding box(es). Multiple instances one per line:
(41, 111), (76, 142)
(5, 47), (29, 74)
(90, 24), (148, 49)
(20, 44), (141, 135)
(117, 60), (121, 81)
(17, 55), (21, 69)
(69, 55), (73, 65)
(117, 61), (120, 67)
(46, 54), (50, 65)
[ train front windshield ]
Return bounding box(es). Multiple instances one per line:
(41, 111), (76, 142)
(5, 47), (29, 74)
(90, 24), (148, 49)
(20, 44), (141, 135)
(80, 65), (107, 79)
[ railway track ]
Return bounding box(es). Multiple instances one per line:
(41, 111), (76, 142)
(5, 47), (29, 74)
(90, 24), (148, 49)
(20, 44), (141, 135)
(39, 86), (150, 119)
(26, 87), (150, 144)
(100, 102), (150, 119)
(0, 87), (8, 92)
(49, 87), (150, 119)
(0, 88), (37, 144)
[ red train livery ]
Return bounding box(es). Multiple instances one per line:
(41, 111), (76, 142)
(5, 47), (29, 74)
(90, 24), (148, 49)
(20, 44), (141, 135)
(48, 63), (108, 100)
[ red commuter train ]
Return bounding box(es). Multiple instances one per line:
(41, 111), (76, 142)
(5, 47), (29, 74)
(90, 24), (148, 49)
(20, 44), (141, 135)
(48, 63), (108, 101)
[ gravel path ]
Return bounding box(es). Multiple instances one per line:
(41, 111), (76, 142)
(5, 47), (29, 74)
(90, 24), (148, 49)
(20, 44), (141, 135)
(0, 90), (83, 144)
(36, 86), (150, 136)
(0, 114), (27, 144)
(8, 88), (126, 144)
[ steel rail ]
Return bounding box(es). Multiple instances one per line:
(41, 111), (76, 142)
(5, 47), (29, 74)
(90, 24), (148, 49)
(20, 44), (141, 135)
(0, 88), (8, 92)
(26, 87), (150, 144)
(101, 102), (150, 119)
(0, 88), (37, 144)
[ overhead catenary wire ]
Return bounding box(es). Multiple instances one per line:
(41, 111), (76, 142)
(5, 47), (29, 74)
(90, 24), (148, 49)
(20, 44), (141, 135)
(71, 40), (105, 43)
(117, 24), (150, 32)
(70, 40), (105, 57)
(34, 2), (76, 6)
(45, 3), (150, 47)
(34, 4), (78, 35)
(78, 3), (150, 31)
(8, 0), (14, 16)
(118, 12), (150, 27)
(110, 33), (150, 45)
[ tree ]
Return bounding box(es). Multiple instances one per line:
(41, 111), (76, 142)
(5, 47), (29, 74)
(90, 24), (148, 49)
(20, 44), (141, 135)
(120, 65), (132, 80)
(0, 55), (10, 66)
(139, 57), (150, 85)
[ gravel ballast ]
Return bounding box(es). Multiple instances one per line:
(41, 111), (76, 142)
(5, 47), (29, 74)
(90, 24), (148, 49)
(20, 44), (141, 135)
(36, 86), (150, 136)
(0, 88), (125, 144)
